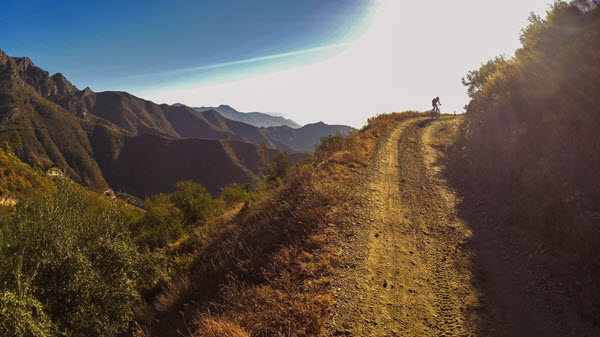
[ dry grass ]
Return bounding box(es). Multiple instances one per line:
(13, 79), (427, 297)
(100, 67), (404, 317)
(153, 274), (191, 313)
(139, 111), (424, 336)
(192, 317), (249, 337)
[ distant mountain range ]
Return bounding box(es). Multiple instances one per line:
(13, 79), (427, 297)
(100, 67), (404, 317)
(264, 122), (355, 153)
(181, 103), (355, 153)
(0, 49), (354, 197)
(192, 104), (301, 128)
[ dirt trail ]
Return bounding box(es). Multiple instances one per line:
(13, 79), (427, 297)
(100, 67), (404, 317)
(327, 116), (600, 336)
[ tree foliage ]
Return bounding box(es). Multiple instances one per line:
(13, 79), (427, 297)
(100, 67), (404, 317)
(219, 183), (254, 208)
(0, 290), (55, 337)
(171, 180), (216, 225)
(266, 151), (292, 184)
(135, 180), (218, 248)
(461, 56), (509, 98)
(457, 1), (600, 322)
(0, 178), (163, 336)
(9, 131), (22, 154)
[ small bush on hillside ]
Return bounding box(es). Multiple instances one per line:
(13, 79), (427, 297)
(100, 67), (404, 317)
(10, 131), (22, 155)
(171, 181), (217, 225)
(315, 131), (345, 154)
(265, 151), (292, 184)
(115, 190), (146, 209)
(137, 193), (185, 248)
(135, 180), (218, 249)
(219, 183), (254, 208)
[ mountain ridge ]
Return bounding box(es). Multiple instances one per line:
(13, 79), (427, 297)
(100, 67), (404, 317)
(193, 104), (302, 128)
(0, 49), (355, 197)
(0, 49), (297, 197)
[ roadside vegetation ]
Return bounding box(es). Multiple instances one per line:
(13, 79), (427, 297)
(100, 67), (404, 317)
(0, 115), (419, 337)
(453, 0), (600, 323)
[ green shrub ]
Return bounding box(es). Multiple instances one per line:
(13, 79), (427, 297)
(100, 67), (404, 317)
(115, 191), (145, 209)
(219, 183), (254, 208)
(10, 131), (22, 154)
(137, 193), (185, 248)
(0, 290), (55, 337)
(135, 181), (218, 248)
(266, 151), (292, 184)
(171, 181), (216, 226)
(0, 178), (163, 336)
(315, 131), (344, 154)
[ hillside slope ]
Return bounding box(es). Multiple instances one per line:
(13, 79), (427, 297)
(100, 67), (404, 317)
(85, 93), (293, 150)
(456, 3), (600, 322)
(135, 111), (419, 337)
(101, 135), (275, 197)
(0, 146), (52, 205)
(192, 104), (357, 152)
(0, 53), (111, 189)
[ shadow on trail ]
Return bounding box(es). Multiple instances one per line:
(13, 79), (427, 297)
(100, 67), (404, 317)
(432, 145), (600, 337)
(416, 118), (436, 128)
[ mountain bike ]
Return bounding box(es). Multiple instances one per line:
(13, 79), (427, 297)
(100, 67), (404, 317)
(431, 106), (440, 117)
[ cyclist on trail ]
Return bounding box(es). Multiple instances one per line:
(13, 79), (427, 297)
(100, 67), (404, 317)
(432, 97), (441, 114)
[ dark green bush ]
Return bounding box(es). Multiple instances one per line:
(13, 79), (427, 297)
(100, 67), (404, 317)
(315, 131), (344, 154)
(265, 151), (292, 184)
(0, 178), (163, 336)
(135, 181), (218, 248)
(171, 180), (216, 226)
(219, 183), (254, 208)
(137, 193), (185, 248)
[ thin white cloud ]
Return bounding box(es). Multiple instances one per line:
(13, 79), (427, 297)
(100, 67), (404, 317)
(124, 42), (352, 80)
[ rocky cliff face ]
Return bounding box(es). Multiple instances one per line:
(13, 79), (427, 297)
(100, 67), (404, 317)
(0, 51), (87, 117)
(0, 49), (10, 66)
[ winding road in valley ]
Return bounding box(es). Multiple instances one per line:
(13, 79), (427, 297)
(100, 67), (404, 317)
(326, 116), (600, 337)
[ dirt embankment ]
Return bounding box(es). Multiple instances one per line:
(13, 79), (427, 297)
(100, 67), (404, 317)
(326, 116), (600, 337)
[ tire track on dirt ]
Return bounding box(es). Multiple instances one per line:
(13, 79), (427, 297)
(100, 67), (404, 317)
(327, 116), (483, 336)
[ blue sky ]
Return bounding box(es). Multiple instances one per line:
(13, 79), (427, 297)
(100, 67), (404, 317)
(1, 0), (371, 90)
(2, 0), (554, 127)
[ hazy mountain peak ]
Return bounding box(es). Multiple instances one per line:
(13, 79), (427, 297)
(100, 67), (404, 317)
(194, 105), (302, 128)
